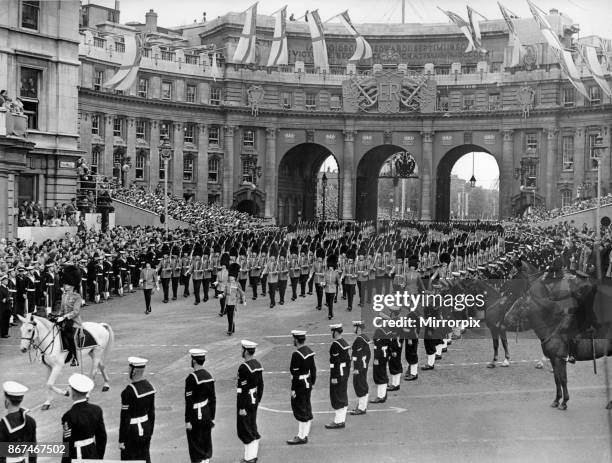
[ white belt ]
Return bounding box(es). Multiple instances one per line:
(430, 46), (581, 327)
(298, 373), (310, 380)
(193, 399), (209, 420)
(74, 436), (95, 460)
(130, 415), (148, 436)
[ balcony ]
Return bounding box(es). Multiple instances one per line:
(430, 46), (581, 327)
(0, 109), (28, 138)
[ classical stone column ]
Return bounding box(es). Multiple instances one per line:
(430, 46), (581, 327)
(103, 115), (114, 176)
(420, 130), (433, 220)
(150, 121), (160, 187)
(601, 127), (611, 195)
(126, 117), (136, 186)
(264, 127), (277, 219)
(196, 124), (209, 203)
(574, 127), (585, 197)
(342, 130), (356, 220)
(500, 129), (514, 219)
(173, 122), (184, 198)
(223, 125), (235, 208)
(544, 127), (558, 208)
(38, 173), (45, 205)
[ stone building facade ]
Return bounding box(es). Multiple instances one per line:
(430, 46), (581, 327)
(77, 6), (612, 224)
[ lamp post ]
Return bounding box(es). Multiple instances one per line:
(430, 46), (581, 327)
(594, 133), (608, 280)
(321, 172), (328, 223)
(159, 135), (173, 233)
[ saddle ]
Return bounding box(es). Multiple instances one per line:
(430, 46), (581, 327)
(59, 327), (99, 354)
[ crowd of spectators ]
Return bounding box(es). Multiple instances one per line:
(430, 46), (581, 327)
(17, 199), (82, 227)
(111, 184), (269, 231)
(0, 89), (24, 115)
(520, 193), (612, 223)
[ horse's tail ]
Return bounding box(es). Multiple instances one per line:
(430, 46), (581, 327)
(100, 323), (114, 359)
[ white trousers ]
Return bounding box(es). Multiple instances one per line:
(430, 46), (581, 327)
(390, 373), (401, 386)
(427, 353), (436, 366)
(298, 420), (312, 438)
(377, 383), (387, 398)
(334, 406), (347, 423)
(357, 394), (368, 411)
(436, 344), (443, 356)
(410, 363), (418, 376)
(244, 439), (259, 461)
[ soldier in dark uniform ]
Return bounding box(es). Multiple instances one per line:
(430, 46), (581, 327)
(202, 247), (212, 303)
(24, 267), (36, 316)
(31, 263), (43, 312)
(0, 274), (11, 338)
(78, 259), (88, 305)
(94, 254), (105, 304)
(404, 254), (423, 381)
(325, 324), (350, 429)
(61, 373), (107, 463)
(349, 321), (371, 415)
(119, 357), (156, 463)
(343, 250), (357, 311)
(236, 340), (263, 463)
(387, 307), (404, 391)
(127, 249), (138, 292)
(286, 330), (316, 445)
(185, 349), (216, 463)
(55, 265), (83, 367)
(0, 381), (37, 463)
(15, 267), (27, 317)
(157, 245), (172, 303)
(86, 254), (97, 303)
(370, 325), (391, 403)
(102, 253), (113, 300)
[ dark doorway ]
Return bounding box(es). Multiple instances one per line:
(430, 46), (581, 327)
(236, 199), (258, 216)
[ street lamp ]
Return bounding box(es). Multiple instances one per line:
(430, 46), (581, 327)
(594, 133), (608, 280)
(321, 172), (328, 222)
(159, 134), (173, 233)
(469, 152), (476, 188)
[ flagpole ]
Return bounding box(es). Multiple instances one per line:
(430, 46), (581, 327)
(402, 0), (405, 24)
(269, 5), (286, 16)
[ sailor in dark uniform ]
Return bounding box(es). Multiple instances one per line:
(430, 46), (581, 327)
(236, 340), (263, 463)
(61, 373), (107, 463)
(387, 307), (404, 392)
(325, 324), (350, 429)
(287, 330), (316, 445)
(0, 381), (36, 463)
(185, 349), (216, 463)
(370, 325), (391, 403)
(349, 321), (371, 416)
(119, 357), (156, 463)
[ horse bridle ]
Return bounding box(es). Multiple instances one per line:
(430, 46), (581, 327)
(20, 319), (55, 359)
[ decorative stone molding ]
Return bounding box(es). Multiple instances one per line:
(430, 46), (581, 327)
(421, 130), (434, 143)
(343, 130), (356, 142)
(224, 125), (235, 136)
(383, 130), (392, 144)
(306, 129), (315, 143)
(266, 127), (277, 138)
(544, 127), (559, 139)
(502, 129), (514, 142)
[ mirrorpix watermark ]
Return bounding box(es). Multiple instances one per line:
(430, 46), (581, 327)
(361, 290), (487, 339)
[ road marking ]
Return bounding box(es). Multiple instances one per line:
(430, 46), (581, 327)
(260, 405), (406, 414)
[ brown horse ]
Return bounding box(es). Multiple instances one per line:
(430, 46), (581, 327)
(523, 271), (612, 410)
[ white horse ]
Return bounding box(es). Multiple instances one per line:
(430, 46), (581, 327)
(18, 314), (114, 410)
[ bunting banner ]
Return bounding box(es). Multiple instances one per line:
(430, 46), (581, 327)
(338, 10), (372, 61)
(498, 2), (523, 67)
(267, 6), (288, 66)
(580, 45), (612, 99)
(103, 33), (147, 91)
(526, 0), (589, 99)
(579, 36), (612, 74)
(439, 9), (477, 53)
(232, 2), (258, 64)
(211, 52), (221, 82)
(466, 6), (486, 53)
(307, 10), (329, 73)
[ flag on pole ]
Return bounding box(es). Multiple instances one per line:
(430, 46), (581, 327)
(337, 10), (372, 61)
(232, 2), (258, 64)
(579, 45), (612, 99)
(439, 8), (477, 53)
(498, 2), (523, 67)
(466, 6), (486, 53)
(306, 10), (329, 73)
(267, 6), (288, 66)
(211, 52), (221, 82)
(103, 33), (146, 91)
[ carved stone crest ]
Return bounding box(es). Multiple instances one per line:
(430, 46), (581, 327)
(247, 85), (265, 117)
(517, 86), (535, 118)
(522, 45), (537, 71)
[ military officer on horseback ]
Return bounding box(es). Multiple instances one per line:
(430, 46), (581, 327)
(54, 265), (83, 367)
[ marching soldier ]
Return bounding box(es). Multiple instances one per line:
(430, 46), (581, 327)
(247, 245), (261, 301)
(326, 324), (350, 429)
(404, 254), (423, 381)
(324, 255), (340, 320)
(287, 330), (316, 445)
(289, 247), (301, 301)
(0, 381), (37, 463)
(259, 246), (268, 298)
(119, 357), (156, 463)
(171, 248), (182, 300)
(356, 249), (368, 307)
(158, 246), (172, 303)
(262, 249), (279, 308)
(210, 246), (221, 298)
(309, 249), (325, 311)
(214, 253), (230, 317)
(342, 250), (357, 311)
(238, 249), (249, 293)
(387, 307), (404, 392)
(190, 244), (204, 305)
(278, 251), (289, 305)
(219, 264), (245, 336)
(202, 247), (213, 303)
(61, 373), (107, 463)
(299, 246), (310, 298)
(349, 321), (371, 416)
(185, 349), (216, 463)
(181, 245), (193, 298)
(236, 340), (263, 463)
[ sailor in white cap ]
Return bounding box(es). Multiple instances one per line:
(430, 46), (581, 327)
(349, 321), (371, 416)
(325, 324), (350, 429)
(0, 381), (36, 463)
(287, 330), (316, 445)
(61, 373), (107, 462)
(185, 349), (216, 463)
(236, 340), (263, 463)
(119, 357), (156, 463)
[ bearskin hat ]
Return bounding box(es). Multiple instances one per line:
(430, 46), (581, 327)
(279, 247), (287, 258)
(396, 248), (405, 261)
(228, 263), (241, 279)
(229, 247), (238, 258)
(239, 247), (247, 257)
(161, 244), (170, 256)
(251, 243), (260, 254)
(261, 244), (268, 255)
(358, 246), (366, 256)
(420, 245), (430, 255)
(213, 244), (221, 254)
(269, 243), (278, 258)
(290, 245), (299, 255)
(408, 255), (420, 269)
(220, 253), (230, 268)
(61, 265), (81, 288)
(340, 245), (348, 255)
(316, 247), (325, 259)
(193, 243), (203, 257)
(346, 248), (356, 260)
(439, 252), (451, 265)
(327, 254), (338, 269)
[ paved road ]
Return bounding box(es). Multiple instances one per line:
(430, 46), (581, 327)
(1, 289), (611, 463)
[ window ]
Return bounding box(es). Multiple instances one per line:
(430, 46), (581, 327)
(20, 67), (40, 130)
(186, 84), (197, 103)
(184, 124), (195, 144)
(159, 153), (168, 180)
(183, 157), (194, 182)
(138, 78), (148, 98)
(562, 136), (574, 171)
(94, 70), (104, 91)
(488, 93), (500, 110)
(208, 194), (220, 205)
(280, 91), (292, 109)
(113, 118), (123, 137)
(159, 122), (171, 141)
(161, 50), (175, 62)
(330, 95), (342, 111)
(22, 1), (40, 30)
(462, 94), (475, 110)
(589, 86), (601, 105)
(437, 95), (449, 112)
(563, 87), (575, 107)
(526, 133), (538, 152)
(91, 146), (100, 175)
(561, 190), (572, 208)
(113, 150), (122, 165)
(305, 93), (316, 110)
(161, 81), (172, 100)
(91, 115), (100, 135)
(208, 158), (219, 183)
(210, 87), (221, 105)
(242, 157), (255, 183)
(135, 120), (147, 140)
(525, 163), (537, 188)
(185, 55), (199, 65)
(208, 126), (220, 146)
(135, 151), (145, 179)
(589, 133), (602, 169)
(242, 129), (255, 148)
(114, 39), (125, 53)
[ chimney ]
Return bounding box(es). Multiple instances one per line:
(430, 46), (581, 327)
(549, 8), (559, 14)
(145, 9), (158, 33)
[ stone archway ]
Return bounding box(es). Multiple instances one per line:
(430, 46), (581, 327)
(434, 144), (500, 221)
(277, 143), (339, 225)
(355, 145), (419, 222)
(233, 186), (265, 217)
